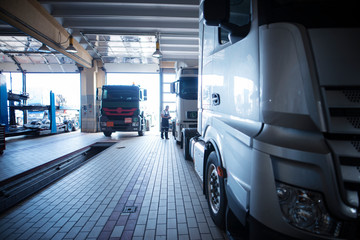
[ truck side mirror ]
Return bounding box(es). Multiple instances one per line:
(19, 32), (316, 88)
(170, 82), (176, 94)
(203, 0), (229, 26)
(143, 89), (147, 101)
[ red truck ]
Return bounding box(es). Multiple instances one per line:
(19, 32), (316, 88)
(99, 85), (148, 137)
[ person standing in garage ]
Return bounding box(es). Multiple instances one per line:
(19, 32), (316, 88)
(161, 105), (171, 139)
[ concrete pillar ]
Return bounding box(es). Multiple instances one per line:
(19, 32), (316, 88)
(0, 74), (8, 131)
(159, 67), (163, 131)
(80, 60), (105, 132)
(95, 61), (106, 132)
(22, 72), (27, 124)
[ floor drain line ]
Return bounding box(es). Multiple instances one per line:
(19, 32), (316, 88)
(123, 206), (137, 213)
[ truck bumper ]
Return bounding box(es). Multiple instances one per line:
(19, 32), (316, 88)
(100, 125), (139, 132)
(100, 116), (141, 132)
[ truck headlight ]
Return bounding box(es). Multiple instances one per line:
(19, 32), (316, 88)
(276, 182), (342, 237)
(132, 122), (139, 126)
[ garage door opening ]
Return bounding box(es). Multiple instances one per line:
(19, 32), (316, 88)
(4, 72), (80, 132)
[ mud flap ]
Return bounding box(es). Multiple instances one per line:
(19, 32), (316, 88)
(226, 206), (248, 240)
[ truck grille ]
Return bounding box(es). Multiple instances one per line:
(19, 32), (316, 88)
(348, 116), (360, 129)
(352, 141), (360, 152)
(343, 89), (360, 103)
(322, 87), (360, 211)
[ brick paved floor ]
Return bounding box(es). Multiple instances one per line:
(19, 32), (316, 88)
(0, 132), (226, 240)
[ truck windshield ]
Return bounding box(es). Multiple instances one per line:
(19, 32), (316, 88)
(102, 88), (139, 102)
(258, 0), (359, 28)
(179, 77), (198, 100)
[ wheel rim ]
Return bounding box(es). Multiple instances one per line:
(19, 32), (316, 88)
(207, 163), (221, 214)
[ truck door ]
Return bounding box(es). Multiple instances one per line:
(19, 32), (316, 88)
(199, 12), (217, 136)
(211, 0), (258, 123)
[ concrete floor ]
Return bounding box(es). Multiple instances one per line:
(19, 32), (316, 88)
(0, 131), (109, 182)
(0, 130), (227, 240)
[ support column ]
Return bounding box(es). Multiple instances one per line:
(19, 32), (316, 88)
(22, 72), (27, 124)
(159, 67), (163, 131)
(95, 61), (106, 132)
(80, 60), (105, 133)
(0, 74), (8, 131)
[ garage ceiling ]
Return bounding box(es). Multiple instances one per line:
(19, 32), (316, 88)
(0, 0), (199, 72)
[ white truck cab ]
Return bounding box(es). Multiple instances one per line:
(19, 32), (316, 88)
(189, 0), (360, 239)
(171, 67), (198, 153)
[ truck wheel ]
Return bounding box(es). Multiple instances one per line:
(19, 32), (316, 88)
(172, 124), (176, 139)
(205, 151), (226, 229)
(179, 133), (183, 149)
(183, 134), (190, 160)
(138, 125), (144, 136)
(182, 129), (197, 159)
(138, 120), (145, 136)
(146, 120), (150, 131)
(103, 131), (112, 137)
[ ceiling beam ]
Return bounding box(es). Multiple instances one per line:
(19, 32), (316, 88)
(63, 18), (197, 29)
(51, 6), (198, 19)
(0, 0), (93, 68)
(6, 53), (25, 73)
(39, 0), (199, 7)
(77, 30), (199, 38)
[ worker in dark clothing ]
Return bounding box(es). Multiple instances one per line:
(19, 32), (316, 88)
(161, 105), (171, 139)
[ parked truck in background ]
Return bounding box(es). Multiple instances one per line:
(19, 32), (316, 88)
(170, 67), (198, 151)
(99, 85), (148, 137)
(186, 0), (360, 239)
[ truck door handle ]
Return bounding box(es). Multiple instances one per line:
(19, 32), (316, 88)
(212, 93), (220, 106)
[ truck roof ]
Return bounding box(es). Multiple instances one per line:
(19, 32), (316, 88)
(102, 85), (141, 90)
(177, 67), (198, 79)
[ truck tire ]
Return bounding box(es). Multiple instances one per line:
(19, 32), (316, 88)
(146, 119), (150, 131)
(182, 129), (197, 159)
(138, 119), (145, 136)
(180, 134), (183, 148)
(205, 151), (226, 229)
(183, 132), (191, 160)
(177, 132), (182, 146)
(173, 126), (176, 139)
(103, 131), (112, 137)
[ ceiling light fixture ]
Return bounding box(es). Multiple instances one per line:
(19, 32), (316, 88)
(152, 33), (162, 58)
(38, 43), (51, 53)
(65, 35), (77, 53)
